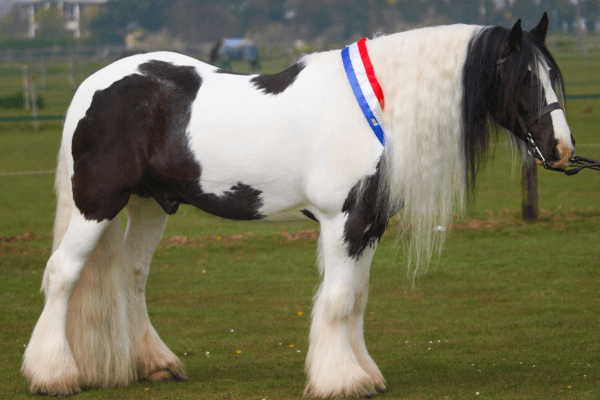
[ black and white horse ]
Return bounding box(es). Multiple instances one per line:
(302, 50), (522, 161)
(209, 38), (261, 71)
(23, 14), (574, 398)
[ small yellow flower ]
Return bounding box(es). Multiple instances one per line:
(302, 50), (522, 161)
(298, 311), (303, 316)
(236, 350), (242, 354)
(217, 236), (221, 240)
(568, 386), (572, 389)
(289, 344), (294, 348)
(145, 387), (149, 391)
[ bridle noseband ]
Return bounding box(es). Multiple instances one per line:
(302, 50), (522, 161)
(495, 57), (600, 175)
(515, 100), (562, 171)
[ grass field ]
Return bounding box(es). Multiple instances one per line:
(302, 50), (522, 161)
(1, 47), (600, 400)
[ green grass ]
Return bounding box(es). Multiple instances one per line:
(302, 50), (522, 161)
(1, 50), (600, 399)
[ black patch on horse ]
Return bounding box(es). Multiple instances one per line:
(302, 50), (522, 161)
(72, 59), (265, 222)
(195, 183), (264, 220)
(341, 158), (401, 260)
(251, 63), (305, 95)
(72, 60), (202, 221)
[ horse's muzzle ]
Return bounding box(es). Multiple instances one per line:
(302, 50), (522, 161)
(534, 142), (572, 168)
(551, 142), (573, 169)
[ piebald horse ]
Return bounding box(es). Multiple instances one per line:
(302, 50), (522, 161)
(23, 14), (574, 398)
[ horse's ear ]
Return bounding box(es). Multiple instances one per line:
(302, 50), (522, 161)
(530, 12), (549, 43)
(508, 19), (523, 53)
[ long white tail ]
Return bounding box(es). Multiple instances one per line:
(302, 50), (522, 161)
(40, 145), (186, 389)
(46, 145), (140, 388)
(50, 147), (73, 253)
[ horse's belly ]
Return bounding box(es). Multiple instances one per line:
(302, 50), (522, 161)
(183, 63), (384, 221)
(184, 135), (308, 219)
(184, 96), (315, 219)
(188, 155), (307, 219)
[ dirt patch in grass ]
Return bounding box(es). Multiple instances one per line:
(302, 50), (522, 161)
(162, 229), (320, 248)
(162, 232), (263, 248)
(0, 232), (51, 256)
(450, 207), (600, 231)
(278, 229), (319, 241)
(0, 231), (42, 243)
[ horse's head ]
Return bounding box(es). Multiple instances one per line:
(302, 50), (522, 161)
(491, 13), (574, 169)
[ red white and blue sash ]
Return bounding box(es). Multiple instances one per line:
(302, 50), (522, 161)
(342, 37), (385, 147)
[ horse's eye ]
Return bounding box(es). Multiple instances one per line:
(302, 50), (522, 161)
(523, 71), (531, 87)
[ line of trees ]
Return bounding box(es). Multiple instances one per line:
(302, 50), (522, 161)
(95, 0), (600, 43)
(2, 0), (599, 46)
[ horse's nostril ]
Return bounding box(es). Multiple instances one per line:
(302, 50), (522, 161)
(548, 139), (564, 163)
(551, 141), (573, 168)
(551, 146), (561, 161)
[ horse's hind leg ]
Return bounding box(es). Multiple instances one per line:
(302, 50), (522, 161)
(58, 195), (183, 391)
(22, 210), (110, 396)
(304, 215), (377, 399)
(123, 195), (187, 382)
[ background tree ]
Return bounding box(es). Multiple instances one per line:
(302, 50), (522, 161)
(78, 0), (600, 45)
(36, 6), (71, 39)
(0, 6), (27, 38)
(582, 0), (600, 32)
(91, 0), (168, 43)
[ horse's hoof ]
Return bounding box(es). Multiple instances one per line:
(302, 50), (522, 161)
(29, 381), (81, 397)
(148, 368), (188, 383)
(24, 365), (81, 397)
(376, 386), (387, 393)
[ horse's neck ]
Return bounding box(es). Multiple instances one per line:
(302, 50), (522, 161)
(367, 24), (482, 168)
(368, 24), (482, 115)
(363, 25), (483, 266)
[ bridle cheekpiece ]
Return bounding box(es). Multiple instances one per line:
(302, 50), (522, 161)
(496, 57), (600, 175)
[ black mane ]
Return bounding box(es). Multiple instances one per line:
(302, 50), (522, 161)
(461, 25), (565, 192)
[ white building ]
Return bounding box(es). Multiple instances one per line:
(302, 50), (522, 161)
(17, 0), (108, 39)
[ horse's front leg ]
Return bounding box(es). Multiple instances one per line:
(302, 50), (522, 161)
(304, 214), (381, 399)
(349, 243), (386, 394)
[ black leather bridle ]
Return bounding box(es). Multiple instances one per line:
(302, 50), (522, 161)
(496, 57), (600, 175)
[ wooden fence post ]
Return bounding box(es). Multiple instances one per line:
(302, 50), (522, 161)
(522, 154), (538, 221)
(23, 65), (29, 110)
(68, 59), (76, 90)
(30, 76), (38, 131)
(41, 60), (47, 91)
